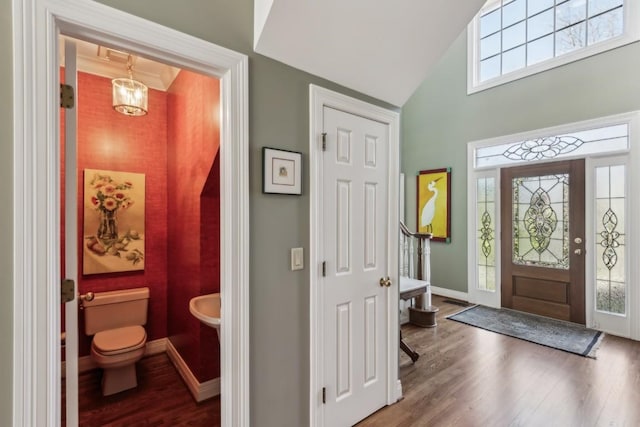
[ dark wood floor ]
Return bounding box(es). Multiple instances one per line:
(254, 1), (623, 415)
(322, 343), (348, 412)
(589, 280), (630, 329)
(63, 353), (220, 426)
(359, 295), (640, 427)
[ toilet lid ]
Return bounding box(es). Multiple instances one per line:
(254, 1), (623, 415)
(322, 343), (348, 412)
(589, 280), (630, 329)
(93, 325), (146, 355)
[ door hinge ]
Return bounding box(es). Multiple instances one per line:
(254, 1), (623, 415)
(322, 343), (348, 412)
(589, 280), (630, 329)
(321, 132), (327, 151)
(61, 278), (75, 303)
(322, 387), (326, 404)
(322, 261), (326, 277)
(60, 84), (75, 109)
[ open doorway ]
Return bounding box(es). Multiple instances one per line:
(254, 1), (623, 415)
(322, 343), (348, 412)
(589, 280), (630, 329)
(12, 1), (249, 425)
(60, 35), (223, 424)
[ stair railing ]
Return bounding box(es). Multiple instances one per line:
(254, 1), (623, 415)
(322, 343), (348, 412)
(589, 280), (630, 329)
(400, 222), (431, 282)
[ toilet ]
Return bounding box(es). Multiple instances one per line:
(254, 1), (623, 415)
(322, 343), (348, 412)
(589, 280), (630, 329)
(82, 287), (150, 396)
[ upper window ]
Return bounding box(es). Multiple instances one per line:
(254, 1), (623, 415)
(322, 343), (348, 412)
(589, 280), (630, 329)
(468, 0), (640, 93)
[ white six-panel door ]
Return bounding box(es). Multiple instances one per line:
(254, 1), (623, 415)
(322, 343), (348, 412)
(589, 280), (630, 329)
(322, 106), (389, 426)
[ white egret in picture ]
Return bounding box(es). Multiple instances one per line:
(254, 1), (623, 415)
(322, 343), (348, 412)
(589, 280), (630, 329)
(417, 168), (450, 242)
(420, 177), (441, 233)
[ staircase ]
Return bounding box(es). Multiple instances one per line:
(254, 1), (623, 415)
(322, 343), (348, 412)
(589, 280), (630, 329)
(399, 222), (439, 329)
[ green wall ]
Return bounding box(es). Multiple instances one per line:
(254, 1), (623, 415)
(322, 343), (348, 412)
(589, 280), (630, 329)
(0, 0), (12, 423)
(0, 1), (396, 426)
(402, 30), (640, 294)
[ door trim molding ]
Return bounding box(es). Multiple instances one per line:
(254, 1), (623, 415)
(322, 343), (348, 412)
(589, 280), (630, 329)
(466, 111), (640, 340)
(308, 85), (400, 426)
(12, 1), (249, 425)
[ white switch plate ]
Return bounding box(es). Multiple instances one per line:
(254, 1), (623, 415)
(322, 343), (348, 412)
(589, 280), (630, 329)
(291, 247), (304, 271)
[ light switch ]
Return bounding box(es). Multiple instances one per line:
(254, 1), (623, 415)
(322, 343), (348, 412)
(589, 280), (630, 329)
(291, 247), (304, 271)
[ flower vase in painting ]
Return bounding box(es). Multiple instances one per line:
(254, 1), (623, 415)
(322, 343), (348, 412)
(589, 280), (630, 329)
(83, 169), (145, 274)
(96, 201), (120, 243)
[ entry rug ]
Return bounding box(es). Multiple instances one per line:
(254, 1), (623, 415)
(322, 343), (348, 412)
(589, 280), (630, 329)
(447, 305), (604, 358)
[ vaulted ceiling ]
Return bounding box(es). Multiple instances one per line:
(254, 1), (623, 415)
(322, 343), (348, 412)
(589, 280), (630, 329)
(254, 0), (486, 106)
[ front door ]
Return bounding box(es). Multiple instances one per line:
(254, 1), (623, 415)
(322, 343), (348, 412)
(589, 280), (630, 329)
(501, 159), (586, 324)
(322, 106), (390, 426)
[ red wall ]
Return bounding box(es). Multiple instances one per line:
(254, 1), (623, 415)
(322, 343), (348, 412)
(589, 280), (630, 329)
(74, 72), (169, 356)
(167, 69), (221, 382)
(61, 68), (220, 384)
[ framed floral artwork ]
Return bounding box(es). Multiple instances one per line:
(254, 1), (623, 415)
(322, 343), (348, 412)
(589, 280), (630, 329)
(262, 147), (302, 195)
(416, 167), (451, 242)
(83, 169), (145, 274)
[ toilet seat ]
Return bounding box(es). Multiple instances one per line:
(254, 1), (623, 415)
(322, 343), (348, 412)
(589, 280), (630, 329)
(92, 325), (146, 356)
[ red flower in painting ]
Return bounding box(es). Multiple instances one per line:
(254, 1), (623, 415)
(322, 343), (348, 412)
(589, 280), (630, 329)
(102, 184), (116, 195)
(102, 197), (118, 211)
(89, 173), (135, 213)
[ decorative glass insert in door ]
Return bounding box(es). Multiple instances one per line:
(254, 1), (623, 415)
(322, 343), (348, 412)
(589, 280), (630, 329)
(512, 174), (569, 269)
(477, 177), (496, 291)
(596, 165), (626, 315)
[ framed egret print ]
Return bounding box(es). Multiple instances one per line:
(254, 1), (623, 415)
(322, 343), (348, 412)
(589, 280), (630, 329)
(262, 147), (302, 195)
(416, 168), (451, 242)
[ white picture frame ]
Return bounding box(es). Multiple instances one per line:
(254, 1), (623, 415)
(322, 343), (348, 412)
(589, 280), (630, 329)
(262, 147), (302, 195)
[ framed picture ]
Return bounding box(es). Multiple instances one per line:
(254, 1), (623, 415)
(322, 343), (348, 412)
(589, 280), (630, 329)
(416, 167), (451, 242)
(262, 147), (302, 195)
(83, 169), (146, 274)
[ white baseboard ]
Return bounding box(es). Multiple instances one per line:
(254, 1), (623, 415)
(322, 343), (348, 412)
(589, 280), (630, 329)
(395, 379), (403, 402)
(166, 339), (220, 402)
(145, 337), (169, 356)
(431, 286), (468, 302)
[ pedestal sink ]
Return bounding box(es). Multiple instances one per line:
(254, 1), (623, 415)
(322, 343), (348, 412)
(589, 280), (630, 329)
(189, 293), (221, 337)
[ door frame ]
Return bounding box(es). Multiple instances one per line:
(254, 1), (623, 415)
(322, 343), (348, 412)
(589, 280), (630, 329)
(308, 85), (401, 426)
(467, 111), (640, 340)
(12, 1), (250, 425)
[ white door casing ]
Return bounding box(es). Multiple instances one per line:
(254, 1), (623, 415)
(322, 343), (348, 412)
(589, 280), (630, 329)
(309, 85), (400, 426)
(12, 1), (249, 425)
(466, 112), (640, 340)
(586, 155), (632, 337)
(63, 38), (80, 426)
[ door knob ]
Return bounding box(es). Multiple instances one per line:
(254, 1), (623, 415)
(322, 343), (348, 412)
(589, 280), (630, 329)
(574, 237), (583, 244)
(379, 277), (392, 287)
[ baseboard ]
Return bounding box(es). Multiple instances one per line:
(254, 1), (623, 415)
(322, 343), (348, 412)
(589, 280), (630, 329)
(165, 339), (220, 402)
(145, 337), (168, 356)
(395, 379), (403, 402)
(62, 337), (168, 377)
(431, 286), (468, 302)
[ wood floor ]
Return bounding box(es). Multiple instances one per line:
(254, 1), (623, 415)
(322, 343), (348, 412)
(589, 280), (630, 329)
(359, 295), (640, 427)
(62, 353), (220, 426)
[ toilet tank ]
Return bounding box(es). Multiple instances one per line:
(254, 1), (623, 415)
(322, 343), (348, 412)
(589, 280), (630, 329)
(83, 287), (150, 335)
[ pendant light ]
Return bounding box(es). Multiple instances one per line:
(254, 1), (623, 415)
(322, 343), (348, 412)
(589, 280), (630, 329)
(112, 55), (148, 116)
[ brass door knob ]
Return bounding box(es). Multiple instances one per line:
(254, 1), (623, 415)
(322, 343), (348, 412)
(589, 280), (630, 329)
(379, 277), (392, 287)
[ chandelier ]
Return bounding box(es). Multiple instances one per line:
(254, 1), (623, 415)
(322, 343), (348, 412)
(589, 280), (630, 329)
(112, 55), (148, 117)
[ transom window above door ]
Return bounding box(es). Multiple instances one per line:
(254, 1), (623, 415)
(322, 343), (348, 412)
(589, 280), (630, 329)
(467, 0), (640, 93)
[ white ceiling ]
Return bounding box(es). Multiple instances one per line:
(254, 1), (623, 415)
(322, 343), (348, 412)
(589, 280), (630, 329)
(60, 36), (180, 91)
(254, 0), (485, 106)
